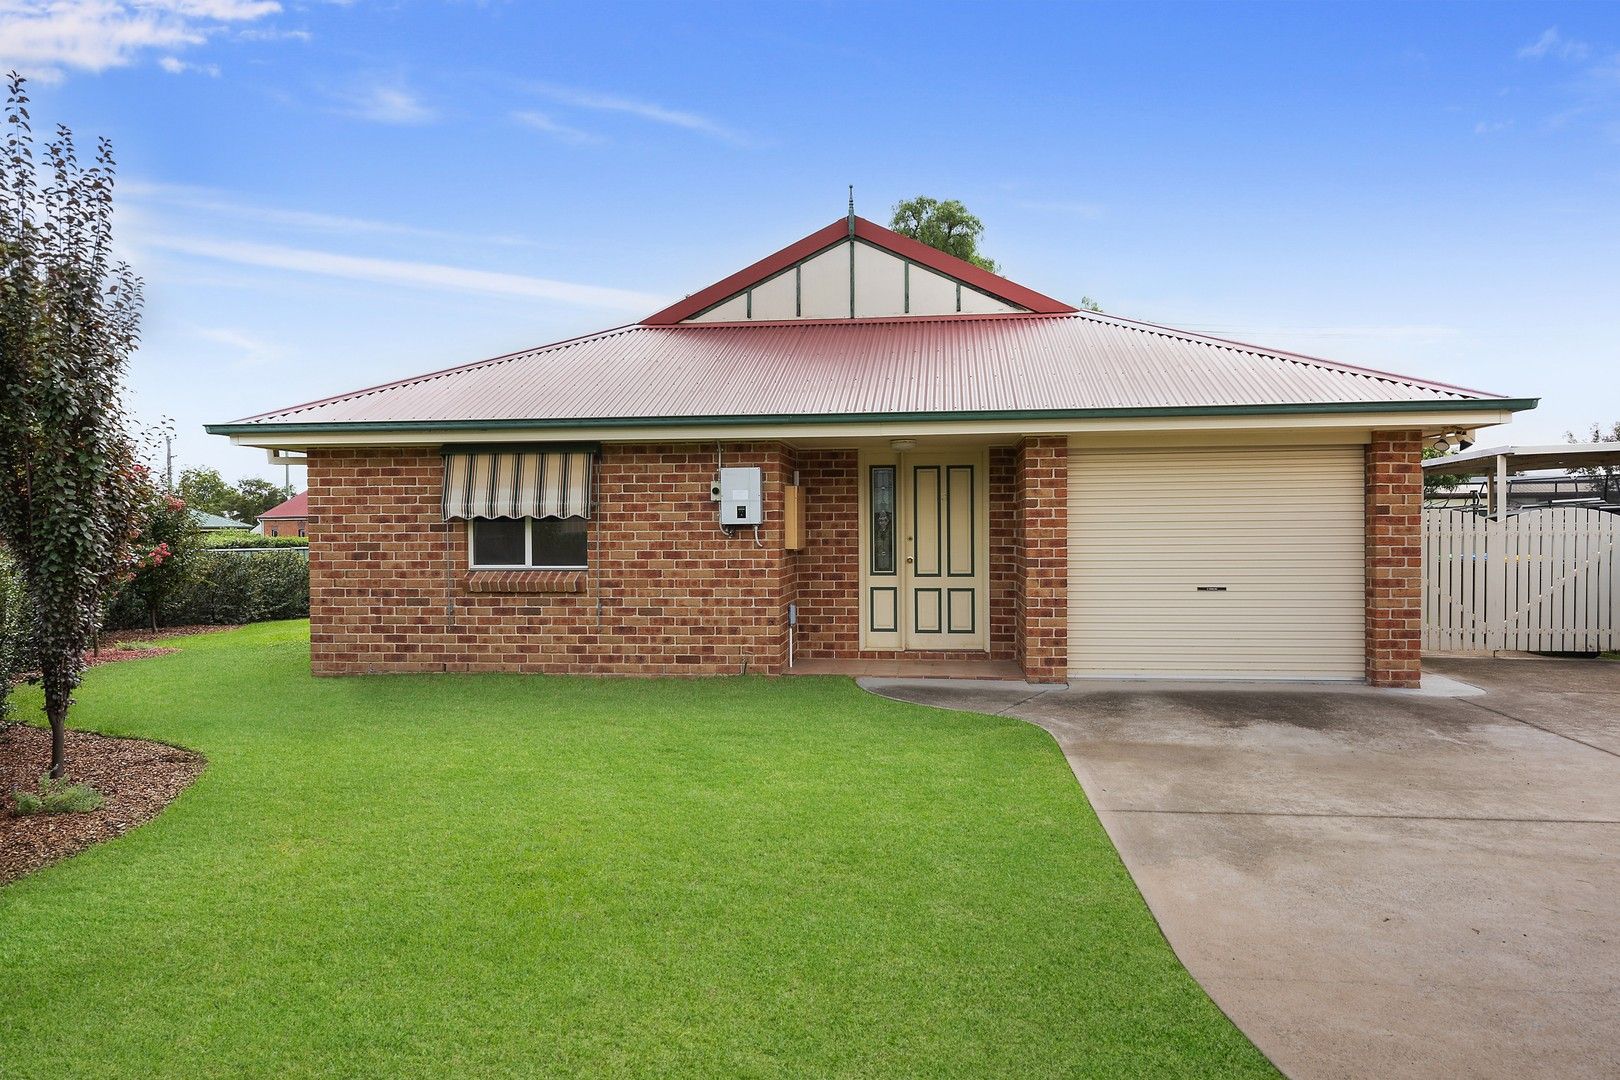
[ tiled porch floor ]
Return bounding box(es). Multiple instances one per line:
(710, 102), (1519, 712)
(786, 657), (1026, 680)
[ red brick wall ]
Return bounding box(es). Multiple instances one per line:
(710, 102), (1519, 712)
(988, 448), (1017, 661)
(1014, 437), (1068, 682)
(790, 450), (859, 660)
(264, 518), (306, 538)
(307, 443), (793, 676)
(1366, 430), (1423, 688)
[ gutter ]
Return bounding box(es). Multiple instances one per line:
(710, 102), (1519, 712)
(205, 397), (1540, 438)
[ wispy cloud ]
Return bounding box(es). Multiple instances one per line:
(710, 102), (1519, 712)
(511, 109), (603, 145)
(193, 325), (279, 367)
(339, 79), (437, 124)
(159, 55), (220, 76)
(123, 179), (532, 247)
(1473, 119), (1512, 135)
(1519, 27), (1590, 62)
(527, 83), (753, 144)
(0, 0), (280, 82)
(143, 233), (666, 310)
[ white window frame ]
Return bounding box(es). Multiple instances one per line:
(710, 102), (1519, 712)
(467, 517), (588, 571)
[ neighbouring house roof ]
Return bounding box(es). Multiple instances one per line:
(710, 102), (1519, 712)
(257, 491), (308, 520)
(189, 509), (246, 530)
(1423, 443), (1620, 476)
(207, 214), (1535, 440)
(211, 310), (1530, 435)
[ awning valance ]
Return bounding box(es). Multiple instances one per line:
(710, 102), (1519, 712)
(442, 450), (593, 521)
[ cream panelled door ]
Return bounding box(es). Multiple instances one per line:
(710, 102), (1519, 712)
(859, 450), (989, 651)
(1068, 444), (1366, 679)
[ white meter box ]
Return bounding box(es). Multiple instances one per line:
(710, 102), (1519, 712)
(719, 466), (762, 525)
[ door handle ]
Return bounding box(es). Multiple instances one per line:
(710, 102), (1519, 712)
(905, 556), (914, 564)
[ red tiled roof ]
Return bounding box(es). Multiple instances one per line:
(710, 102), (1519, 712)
(257, 491), (308, 519)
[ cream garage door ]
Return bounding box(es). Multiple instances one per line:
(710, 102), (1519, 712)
(1068, 445), (1365, 679)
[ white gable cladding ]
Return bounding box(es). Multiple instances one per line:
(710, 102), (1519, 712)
(682, 239), (1024, 323)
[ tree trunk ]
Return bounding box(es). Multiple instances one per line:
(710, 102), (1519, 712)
(46, 698), (67, 780)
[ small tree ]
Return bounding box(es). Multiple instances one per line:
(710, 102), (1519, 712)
(0, 74), (144, 778)
(114, 477), (198, 631)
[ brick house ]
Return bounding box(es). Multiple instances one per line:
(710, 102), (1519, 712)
(208, 214), (1534, 686)
(257, 491), (308, 538)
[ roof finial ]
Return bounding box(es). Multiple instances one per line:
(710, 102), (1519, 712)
(847, 184), (855, 236)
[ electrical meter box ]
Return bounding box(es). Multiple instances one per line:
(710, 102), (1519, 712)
(719, 466), (762, 525)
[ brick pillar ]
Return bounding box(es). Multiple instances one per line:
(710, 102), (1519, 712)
(1366, 430), (1422, 687)
(1014, 437), (1068, 683)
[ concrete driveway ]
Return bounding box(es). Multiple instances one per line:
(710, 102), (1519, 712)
(865, 659), (1620, 1080)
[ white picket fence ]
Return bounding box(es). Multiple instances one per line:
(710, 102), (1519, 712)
(1423, 507), (1620, 653)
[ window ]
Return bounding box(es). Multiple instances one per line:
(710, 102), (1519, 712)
(469, 517), (588, 569)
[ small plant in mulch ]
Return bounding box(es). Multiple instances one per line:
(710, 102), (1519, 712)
(13, 775), (105, 816)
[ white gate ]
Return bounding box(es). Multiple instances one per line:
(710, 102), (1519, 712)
(1423, 507), (1620, 653)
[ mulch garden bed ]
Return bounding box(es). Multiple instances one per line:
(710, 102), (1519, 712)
(1, 627), (231, 883)
(0, 723), (205, 884)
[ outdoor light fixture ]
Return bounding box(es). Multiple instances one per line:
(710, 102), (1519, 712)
(1432, 435), (1451, 453)
(890, 439), (918, 451)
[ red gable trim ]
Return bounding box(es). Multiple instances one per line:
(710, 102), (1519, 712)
(852, 217), (1077, 315)
(641, 216), (1076, 325)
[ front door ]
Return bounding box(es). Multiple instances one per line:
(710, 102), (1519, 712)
(859, 449), (989, 651)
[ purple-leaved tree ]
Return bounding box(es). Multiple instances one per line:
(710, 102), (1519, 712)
(0, 73), (145, 778)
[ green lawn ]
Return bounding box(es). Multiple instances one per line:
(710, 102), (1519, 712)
(0, 622), (1273, 1078)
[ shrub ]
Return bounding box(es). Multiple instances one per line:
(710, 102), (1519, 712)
(0, 549), (38, 723)
(199, 530), (308, 550)
(13, 775), (105, 816)
(103, 549), (309, 630)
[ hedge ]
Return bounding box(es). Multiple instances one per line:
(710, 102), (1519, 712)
(200, 530), (309, 550)
(104, 548), (309, 630)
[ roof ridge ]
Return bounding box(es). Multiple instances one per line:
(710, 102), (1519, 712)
(1060, 307), (1504, 400)
(226, 323), (643, 424)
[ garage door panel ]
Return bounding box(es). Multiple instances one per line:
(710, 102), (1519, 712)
(1068, 444), (1365, 679)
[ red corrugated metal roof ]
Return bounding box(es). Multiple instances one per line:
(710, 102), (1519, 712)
(642, 216), (1076, 323)
(257, 491), (308, 519)
(219, 310), (1518, 430)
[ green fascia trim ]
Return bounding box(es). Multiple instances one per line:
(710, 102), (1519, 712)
(205, 397), (1540, 438)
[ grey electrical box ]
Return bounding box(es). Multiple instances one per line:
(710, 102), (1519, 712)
(719, 466), (762, 525)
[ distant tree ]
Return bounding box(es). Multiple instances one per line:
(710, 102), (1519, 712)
(1566, 421), (1620, 501)
(890, 197), (1001, 274)
(0, 73), (145, 778)
(1422, 445), (1466, 500)
(890, 195), (1103, 310)
(231, 477), (295, 525)
(178, 466), (236, 518)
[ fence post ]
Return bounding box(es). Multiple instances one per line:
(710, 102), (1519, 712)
(1485, 515), (1506, 652)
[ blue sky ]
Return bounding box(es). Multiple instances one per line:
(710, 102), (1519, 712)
(4, 1), (1618, 486)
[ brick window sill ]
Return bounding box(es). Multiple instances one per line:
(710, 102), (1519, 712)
(464, 570), (586, 594)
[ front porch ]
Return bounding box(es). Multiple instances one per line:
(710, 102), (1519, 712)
(786, 656), (1027, 680)
(785, 435), (1067, 683)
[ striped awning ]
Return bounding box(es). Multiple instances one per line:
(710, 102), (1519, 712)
(442, 450), (593, 520)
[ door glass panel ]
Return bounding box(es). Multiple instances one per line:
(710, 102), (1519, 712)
(870, 466), (896, 575)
